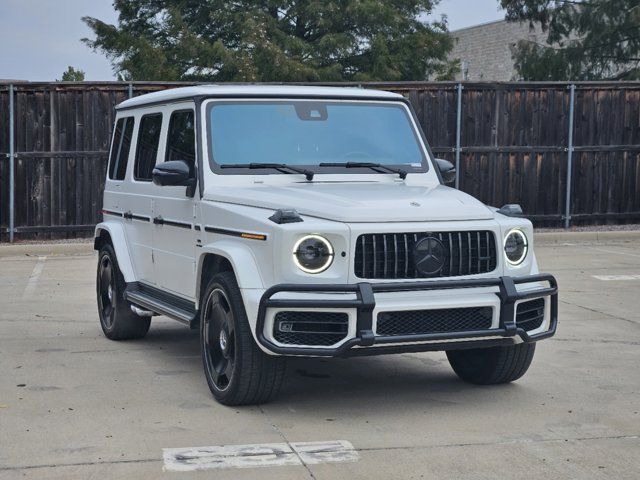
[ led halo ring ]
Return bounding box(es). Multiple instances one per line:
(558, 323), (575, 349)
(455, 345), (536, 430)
(292, 234), (334, 274)
(503, 228), (529, 265)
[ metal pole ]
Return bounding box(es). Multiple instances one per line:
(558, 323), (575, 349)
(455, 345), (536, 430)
(9, 84), (15, 243)
(455, 83), (463, 189)
(128, 83), (133, 98)
(564, 84), (576, 229)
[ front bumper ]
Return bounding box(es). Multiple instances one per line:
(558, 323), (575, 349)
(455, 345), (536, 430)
(255, 274), (558, 357)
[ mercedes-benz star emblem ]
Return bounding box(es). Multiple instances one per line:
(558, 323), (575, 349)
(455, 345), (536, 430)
(413, 236), (446, 275)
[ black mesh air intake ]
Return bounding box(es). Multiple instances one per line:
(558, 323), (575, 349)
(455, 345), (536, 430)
(273, 311), (349, 346)
(376, 307), (493, 336)
(516, 298), (545, 331)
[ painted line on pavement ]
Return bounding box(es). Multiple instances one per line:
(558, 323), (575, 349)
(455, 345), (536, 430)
(592, 274), (640, 281)
(162, 440), (358, 472)
(22, 256), (47, 299)
(588, 246), (640, 259)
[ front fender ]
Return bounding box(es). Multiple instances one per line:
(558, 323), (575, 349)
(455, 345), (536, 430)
(94, 222), (135, 283)
(196, 239), (264, 299)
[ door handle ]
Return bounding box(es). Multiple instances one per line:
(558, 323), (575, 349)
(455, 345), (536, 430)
(153, 215), (164, 225)
(123, 211), (133, 220)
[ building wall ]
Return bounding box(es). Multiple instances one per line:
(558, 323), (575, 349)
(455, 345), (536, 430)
(448, 20), (546, 81)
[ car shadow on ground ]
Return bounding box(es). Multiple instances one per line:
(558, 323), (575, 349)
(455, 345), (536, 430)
(137, 319), (523, 409)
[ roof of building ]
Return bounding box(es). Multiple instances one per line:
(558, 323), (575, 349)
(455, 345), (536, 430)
(116, 84), (404, 109)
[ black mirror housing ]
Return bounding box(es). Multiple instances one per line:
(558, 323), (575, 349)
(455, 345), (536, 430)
(435, 158), (456, 185)
(152, 160), (195, 194)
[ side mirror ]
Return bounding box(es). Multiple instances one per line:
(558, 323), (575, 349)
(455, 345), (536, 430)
(435, 158), (456, 186)
(152, 160), (195, 193)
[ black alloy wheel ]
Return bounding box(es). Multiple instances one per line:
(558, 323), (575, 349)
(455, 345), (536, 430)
(202, 288), (236, 391)
(199, 272), (286, 405)
(97, 254), (116, 329)
(96, 244), (151, 340)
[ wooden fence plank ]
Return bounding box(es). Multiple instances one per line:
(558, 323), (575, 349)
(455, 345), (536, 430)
(1, 81), (640, 239)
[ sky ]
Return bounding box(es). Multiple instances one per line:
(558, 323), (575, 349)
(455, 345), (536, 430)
(0, 0), (505, 81)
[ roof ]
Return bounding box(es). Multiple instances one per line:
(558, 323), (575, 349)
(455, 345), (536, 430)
(450, 19), (506, 34)
(116, 84), (405, 110)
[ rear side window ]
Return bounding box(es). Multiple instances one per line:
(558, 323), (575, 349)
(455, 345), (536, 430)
(108, 117), (134, 180)
(134, 113), (163, 181)
(166, 110), (195, 168)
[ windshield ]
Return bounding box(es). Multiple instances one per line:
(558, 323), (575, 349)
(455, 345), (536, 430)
(207, 100), (428, 175)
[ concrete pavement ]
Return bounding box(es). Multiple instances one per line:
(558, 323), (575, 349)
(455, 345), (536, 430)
(0, 241), (639, 479)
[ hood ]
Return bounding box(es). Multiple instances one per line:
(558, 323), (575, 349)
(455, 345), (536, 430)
(203, 182), (495, 223)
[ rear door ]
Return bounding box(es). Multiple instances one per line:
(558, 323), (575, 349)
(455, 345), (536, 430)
(151, 104), (198, 299)
(122, 111), (163, 284)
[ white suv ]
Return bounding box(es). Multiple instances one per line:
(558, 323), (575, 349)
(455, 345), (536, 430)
(95, 85), (558, 405)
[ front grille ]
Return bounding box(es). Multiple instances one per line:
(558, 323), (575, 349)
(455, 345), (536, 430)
(516, 298), (545, 331)
(273, 311), (349, 346)
(376, 307), (493, 336)
(354, 231), (497, 279)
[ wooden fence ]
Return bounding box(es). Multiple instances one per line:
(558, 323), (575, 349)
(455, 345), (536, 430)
(1, 81), (640, 241)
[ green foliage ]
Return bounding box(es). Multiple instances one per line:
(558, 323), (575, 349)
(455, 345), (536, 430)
(82, 0), (454, 82)
(59, 66), (86, 81)
(502, 0), (640, 80)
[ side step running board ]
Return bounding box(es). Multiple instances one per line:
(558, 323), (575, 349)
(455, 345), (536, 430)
(124, 283), (198, 329)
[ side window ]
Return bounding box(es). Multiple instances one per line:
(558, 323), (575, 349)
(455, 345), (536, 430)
(166, 110), (195, 170)
(108, 117), (134, 180)
(134, 113), (163, 181)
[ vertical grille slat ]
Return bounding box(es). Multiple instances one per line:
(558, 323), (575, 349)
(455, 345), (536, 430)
(393, 234), (399, 278)
(457, 232), (463, 276)
(476, 231), (481, 273)
(448, 232), (454, 275)
(485, 231), (491, 272)
(355, 230), (497, 279)
(372, 234), (377, 278)
(403, 234), (409, 278)
(467, 232), (472, 275)
(383, 234), (388, 278)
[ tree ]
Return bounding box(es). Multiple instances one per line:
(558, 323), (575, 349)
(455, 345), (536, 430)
(501, 0), (640, 80)
(59, 66), (86, 81)
(82, 0), (454, 82)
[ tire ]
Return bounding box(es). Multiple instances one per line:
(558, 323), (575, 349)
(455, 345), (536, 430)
(96, 244), (151, 340)
(200, 271), (286, 406)
(446, 343), (536, 385)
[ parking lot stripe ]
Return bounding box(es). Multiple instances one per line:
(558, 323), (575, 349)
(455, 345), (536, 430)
(589, 246), (640, 259)
(592, 274), (640, 281)
(162, 440), (358, 472)
(291, 440), (359, 465)
(22, 256), (47, 299)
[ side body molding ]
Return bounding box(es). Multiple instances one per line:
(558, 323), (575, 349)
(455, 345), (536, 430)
(94, 222), (136, 283)
(195, 239), (265, 307)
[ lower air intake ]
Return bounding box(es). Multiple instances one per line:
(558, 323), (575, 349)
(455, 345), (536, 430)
(516, 298), (545, 331)
(273, 311), (349, 346)
(376, 307), (493, 336)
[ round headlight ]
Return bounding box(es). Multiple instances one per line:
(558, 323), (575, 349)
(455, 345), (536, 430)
(293, 235), (334, 273)
(504, 229), (528, 265)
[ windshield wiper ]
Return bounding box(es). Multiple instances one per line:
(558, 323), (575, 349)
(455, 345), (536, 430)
(319, 162), (407, 180)
(221, 163), (314, 181)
